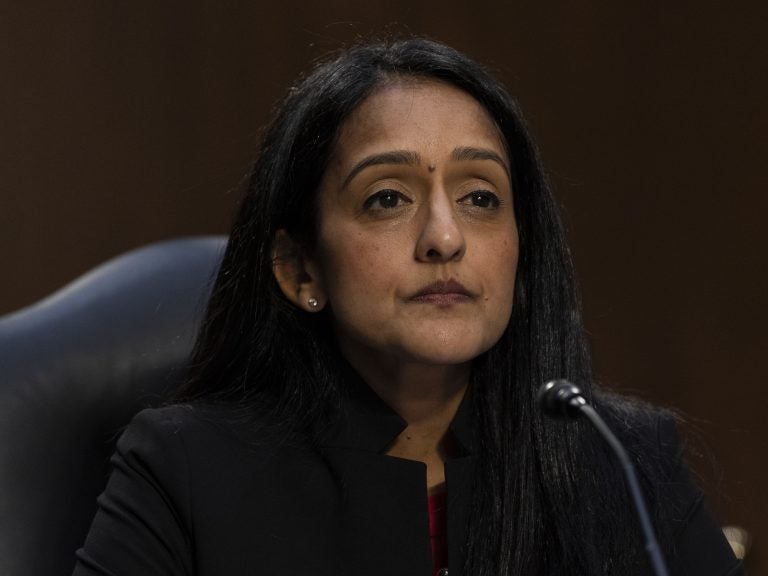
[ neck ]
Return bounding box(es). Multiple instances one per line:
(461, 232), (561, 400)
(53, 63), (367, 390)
(344, 355), (470, 493)
(350, 357), (470, 426)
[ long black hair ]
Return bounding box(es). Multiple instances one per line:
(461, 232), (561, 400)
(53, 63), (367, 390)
(178, 37), (669, 575)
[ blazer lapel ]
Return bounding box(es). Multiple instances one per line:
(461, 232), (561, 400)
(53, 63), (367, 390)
(445, 454), (476, 576)
(322, 447), (433, 576)
(319, 367), (478, 576)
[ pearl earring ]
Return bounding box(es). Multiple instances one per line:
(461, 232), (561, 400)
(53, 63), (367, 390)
(307, 297), (318, 308)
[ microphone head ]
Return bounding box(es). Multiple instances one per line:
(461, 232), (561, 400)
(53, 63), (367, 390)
(538, 379), (588, 419)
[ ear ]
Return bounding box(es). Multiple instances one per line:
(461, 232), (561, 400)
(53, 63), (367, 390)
(272, 229), (327, 312)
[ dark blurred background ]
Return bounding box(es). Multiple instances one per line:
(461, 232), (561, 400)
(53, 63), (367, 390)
(2, 1), (765, 571)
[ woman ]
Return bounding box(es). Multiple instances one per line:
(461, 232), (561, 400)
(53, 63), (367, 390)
(74, 38), (742, 576)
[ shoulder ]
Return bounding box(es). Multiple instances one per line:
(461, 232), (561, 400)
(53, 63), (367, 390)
(76, 407), (315, 575)
(118, 404), (198, 439)
(593, 389), (675, 432)
(590, 392), (692, 531)
(116, 404), (225, 456)
(592, 391), (689, 509)
(593, 390), (681, 466)
(116, 402), (322, 489)
(117, 402), (303, 459)
(110, 405), (234, 507)
(593, 390), (744, 575)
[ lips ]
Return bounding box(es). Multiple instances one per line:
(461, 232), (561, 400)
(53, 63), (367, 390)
(411, 279), (473, 305)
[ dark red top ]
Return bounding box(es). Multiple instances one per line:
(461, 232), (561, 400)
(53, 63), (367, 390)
(428, 492), (448, 575)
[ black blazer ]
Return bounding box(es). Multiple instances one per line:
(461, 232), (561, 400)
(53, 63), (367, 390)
(73, 380), (742, 576)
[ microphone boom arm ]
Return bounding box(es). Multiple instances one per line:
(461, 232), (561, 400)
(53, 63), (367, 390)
(539, 380), (670, 576)
(578, 404), (670, 576)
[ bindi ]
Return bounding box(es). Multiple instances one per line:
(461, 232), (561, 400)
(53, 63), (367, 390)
(427, 164), (436, 172)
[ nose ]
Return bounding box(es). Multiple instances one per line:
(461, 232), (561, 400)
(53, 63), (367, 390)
(415, 193), (466, 262)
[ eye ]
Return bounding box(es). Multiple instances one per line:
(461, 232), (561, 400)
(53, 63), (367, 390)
(362, 189), (411, 211)
(460, 190), (500, 209)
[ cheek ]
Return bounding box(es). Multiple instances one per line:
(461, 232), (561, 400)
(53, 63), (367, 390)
(487, 233), (519, 312)
(319, 230), (397, 305)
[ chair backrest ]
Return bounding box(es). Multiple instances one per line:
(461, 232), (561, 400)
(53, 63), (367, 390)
(0, 236), (227, 576)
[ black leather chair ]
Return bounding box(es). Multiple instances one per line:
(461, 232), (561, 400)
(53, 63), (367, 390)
(0, 236), (227, 576)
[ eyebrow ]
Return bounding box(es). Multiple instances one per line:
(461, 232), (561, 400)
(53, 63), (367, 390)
(340, 146), (509, 189)
(342, 150), (421, 189)
(451, 146), (510, 176)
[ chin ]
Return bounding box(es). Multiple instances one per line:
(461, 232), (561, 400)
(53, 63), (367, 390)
(398, 335), (496, 367)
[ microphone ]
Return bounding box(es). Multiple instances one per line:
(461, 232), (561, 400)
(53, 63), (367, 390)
(537, 379), (587, 418)
(538, 379), (670, 576)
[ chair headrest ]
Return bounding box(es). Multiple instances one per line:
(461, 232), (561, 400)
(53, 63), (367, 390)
(0, 235), (227, 576)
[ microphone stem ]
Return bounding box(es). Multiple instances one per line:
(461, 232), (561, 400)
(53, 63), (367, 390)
(579, 404), (670, 576)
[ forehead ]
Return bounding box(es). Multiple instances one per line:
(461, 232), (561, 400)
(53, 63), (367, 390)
(330, 79), (507, 167)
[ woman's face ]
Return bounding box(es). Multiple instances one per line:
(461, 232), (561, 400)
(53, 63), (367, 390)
(312, 80), (518, 372)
